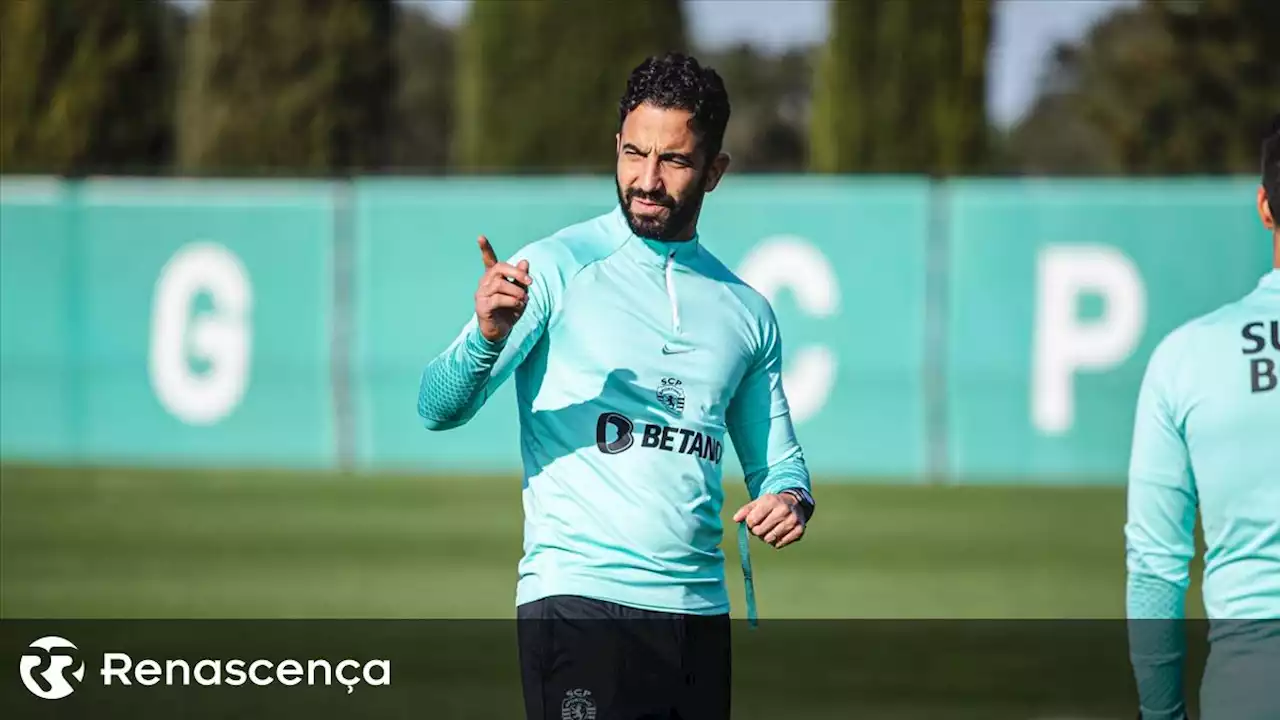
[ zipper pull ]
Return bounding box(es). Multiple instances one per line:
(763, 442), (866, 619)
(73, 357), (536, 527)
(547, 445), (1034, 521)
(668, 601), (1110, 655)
(664, 250), (681, 334)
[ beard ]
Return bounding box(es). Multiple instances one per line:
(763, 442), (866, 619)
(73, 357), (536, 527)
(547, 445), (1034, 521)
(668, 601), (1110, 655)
(615, 173), (707, 241)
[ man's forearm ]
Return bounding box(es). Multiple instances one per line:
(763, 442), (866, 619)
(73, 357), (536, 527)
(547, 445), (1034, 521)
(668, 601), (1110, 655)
(418, 325), (505, 431)
(1127, 571), (1189, 720)
(745, 452), (814, 518)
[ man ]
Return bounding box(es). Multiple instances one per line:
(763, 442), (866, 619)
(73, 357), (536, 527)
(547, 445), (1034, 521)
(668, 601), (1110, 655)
(1125, 115), (1280, 720)
(418, 53), (815, 720)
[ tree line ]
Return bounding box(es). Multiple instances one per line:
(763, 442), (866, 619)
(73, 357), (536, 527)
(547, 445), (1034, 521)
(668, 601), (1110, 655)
(0, 0), (1274, 177)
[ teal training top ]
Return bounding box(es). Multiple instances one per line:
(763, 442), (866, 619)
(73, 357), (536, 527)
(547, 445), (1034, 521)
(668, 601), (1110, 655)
(418, 206), (813, 616)
(1126, 268), (1280, 720)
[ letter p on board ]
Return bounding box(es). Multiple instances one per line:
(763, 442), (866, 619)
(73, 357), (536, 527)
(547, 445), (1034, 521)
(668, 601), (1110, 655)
(1033, 245), (1146, 435)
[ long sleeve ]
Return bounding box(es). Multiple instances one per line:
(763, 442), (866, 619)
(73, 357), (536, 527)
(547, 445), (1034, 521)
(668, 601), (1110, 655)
(1126, 336), (1196, 720)
(418, 244), (556, 431)
(726, 304), (813, 507)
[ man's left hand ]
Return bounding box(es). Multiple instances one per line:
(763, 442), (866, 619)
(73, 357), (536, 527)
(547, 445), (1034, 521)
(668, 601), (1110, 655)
(733, 493), (806, 549)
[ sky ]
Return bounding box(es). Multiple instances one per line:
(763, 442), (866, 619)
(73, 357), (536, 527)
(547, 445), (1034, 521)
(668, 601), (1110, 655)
(414, 0), (1135, 129)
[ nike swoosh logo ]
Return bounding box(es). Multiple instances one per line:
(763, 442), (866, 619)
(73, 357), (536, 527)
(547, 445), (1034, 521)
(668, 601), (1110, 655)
(662, 344), (694, 355)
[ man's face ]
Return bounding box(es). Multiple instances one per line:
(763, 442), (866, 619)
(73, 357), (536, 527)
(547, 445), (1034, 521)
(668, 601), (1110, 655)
(615, 103), (727, 241)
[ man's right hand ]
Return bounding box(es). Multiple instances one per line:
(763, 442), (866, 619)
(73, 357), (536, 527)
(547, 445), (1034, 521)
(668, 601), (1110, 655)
(475, 235), (533, 344)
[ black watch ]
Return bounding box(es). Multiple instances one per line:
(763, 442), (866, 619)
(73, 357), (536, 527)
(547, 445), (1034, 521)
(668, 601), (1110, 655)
(780, 488), (815, 522)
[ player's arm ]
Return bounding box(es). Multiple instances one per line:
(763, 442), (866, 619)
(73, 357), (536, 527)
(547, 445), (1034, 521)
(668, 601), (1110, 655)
(727, 304), (814, 549)
(418, 236), (549, 431)
(1125, 335), (1196, 720)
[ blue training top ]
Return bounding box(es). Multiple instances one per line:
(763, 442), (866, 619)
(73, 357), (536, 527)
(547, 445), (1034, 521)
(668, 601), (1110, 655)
(419, 205), (814, 617)
(1126, 268), (1280, 720)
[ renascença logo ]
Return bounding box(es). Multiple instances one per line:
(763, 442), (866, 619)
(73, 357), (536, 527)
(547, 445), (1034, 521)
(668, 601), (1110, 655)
(20, 636), (85, 700)
(17, 635), (391, 699)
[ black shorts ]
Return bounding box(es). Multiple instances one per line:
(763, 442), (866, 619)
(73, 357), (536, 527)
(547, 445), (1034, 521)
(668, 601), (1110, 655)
(516, 594), (731, 720)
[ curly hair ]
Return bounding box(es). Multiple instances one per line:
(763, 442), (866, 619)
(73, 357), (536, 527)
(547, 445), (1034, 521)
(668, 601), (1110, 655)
(617, 53), (731, 162)
(1264, 114), (1280, 222)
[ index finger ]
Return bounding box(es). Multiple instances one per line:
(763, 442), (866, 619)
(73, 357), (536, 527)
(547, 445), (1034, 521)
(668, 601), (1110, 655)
(477, 235), (498, 269)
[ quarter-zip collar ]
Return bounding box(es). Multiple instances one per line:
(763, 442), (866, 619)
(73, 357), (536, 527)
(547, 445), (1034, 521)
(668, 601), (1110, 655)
(607, 204), (697, 338)
(608, 204), (701, 269)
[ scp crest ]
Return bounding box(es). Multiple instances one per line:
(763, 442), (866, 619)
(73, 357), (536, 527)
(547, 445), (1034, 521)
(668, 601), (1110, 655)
(561, 688), (597, 720)
(656, 377), (686, 416)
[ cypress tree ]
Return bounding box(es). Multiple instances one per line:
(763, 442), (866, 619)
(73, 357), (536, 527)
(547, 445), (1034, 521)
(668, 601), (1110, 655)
(454, 0), (688, 173)
(809, 0), (992, 174)
(177, 0), (396, 176)
(0, 0), (178, 175)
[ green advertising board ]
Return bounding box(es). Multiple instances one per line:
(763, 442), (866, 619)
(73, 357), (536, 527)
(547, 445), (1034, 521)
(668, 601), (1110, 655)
(1, 179), (337, 468)
(945, 179), (1272, 481)
(1, 179), (74, 460)
(1, 176), (1271, 483)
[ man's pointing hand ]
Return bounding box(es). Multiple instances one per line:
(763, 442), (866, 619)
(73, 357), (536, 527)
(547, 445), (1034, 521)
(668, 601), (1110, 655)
(475, 235), (533, 344)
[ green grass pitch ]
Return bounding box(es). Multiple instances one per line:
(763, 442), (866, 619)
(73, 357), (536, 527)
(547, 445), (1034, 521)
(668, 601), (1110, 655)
(4, 464), (1218, 718)
(0, 464), (1206, 620)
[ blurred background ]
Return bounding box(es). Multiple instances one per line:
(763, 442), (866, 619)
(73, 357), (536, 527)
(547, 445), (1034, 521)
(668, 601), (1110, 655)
(1, 0), (1277, 622)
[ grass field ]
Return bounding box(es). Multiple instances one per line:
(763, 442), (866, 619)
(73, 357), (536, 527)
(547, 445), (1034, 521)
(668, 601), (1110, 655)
(4, 464), (1218, 718)
(0, 463), (1206, 620)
